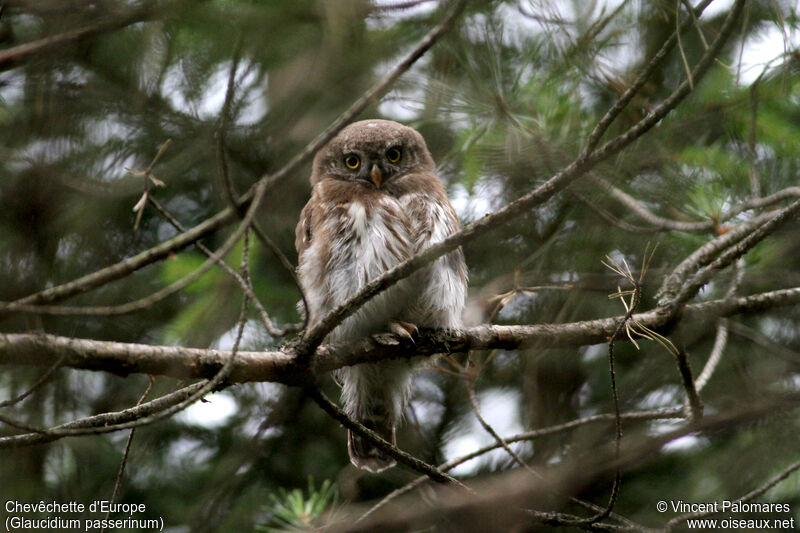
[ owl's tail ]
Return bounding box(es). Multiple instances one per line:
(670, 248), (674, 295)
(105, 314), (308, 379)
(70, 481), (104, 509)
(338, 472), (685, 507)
(336, 361), (411, 473)
(347, 418), (397, 473)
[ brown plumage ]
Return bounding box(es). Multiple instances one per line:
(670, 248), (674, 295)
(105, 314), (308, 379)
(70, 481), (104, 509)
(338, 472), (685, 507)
(296, 119), (467, 472)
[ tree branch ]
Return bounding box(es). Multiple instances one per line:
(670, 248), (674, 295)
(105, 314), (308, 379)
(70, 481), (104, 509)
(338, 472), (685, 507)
(2, 286), (798, 383)
(0, 1), (170, 71)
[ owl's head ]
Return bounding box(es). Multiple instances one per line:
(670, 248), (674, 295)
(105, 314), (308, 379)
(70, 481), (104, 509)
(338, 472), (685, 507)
(311, 119), (435, 188)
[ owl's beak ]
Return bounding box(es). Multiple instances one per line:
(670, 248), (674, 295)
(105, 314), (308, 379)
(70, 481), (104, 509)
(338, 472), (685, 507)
(370, 164), (383, 188)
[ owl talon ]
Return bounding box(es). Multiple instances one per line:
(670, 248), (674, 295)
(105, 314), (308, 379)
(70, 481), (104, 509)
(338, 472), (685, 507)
(388, 320), (418, 342)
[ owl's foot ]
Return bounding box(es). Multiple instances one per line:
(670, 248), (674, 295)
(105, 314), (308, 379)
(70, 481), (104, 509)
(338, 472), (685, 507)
(388, 320), (418, 341)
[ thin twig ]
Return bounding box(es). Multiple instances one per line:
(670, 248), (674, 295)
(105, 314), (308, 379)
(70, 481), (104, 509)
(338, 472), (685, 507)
(465, 360), (533, 473)
(148, 198), (298, 337)
(357, 408), (685, 524)
(727, 321), (800, 365)
(465, 360), (646, 531)
(695, 260), (743, 391)
(664, 458), (800, 530)
(675, 0), (694, 90)
(583, 0), (716, 153)
(102, 377), (155, 533)
(0, 353), (66, 408)
(213, 41), (308, 335)
(0, 382), (206, 448)
(694, 318), (727, 392)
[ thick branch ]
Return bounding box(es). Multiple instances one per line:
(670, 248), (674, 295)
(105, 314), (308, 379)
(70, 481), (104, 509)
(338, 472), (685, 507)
(2, 286), (797, 383)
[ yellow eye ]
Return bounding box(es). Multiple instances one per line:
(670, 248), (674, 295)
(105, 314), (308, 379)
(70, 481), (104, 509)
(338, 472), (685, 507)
(386, 147), (402, 163)
(344, 154), (360, 170)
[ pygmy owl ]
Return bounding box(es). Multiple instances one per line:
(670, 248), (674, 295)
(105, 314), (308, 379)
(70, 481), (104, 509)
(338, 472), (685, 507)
(295, 119), (467, 472)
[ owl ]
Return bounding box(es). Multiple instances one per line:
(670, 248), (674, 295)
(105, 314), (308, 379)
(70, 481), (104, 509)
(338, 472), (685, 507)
(295, 119), (467, 472)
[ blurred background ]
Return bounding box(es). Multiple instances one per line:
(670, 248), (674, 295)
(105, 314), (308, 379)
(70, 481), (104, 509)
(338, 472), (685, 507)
(1, 0), (799, 531)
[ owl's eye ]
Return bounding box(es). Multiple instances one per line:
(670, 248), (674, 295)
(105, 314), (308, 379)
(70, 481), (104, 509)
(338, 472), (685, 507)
(344, 154), (360, 170)
(385, 147), (402, 163)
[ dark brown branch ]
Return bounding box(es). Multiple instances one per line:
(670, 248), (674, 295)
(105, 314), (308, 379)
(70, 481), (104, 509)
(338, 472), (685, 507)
(674, 348), (703, 420)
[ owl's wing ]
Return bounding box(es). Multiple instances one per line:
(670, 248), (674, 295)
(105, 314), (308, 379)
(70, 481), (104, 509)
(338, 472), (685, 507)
(295, 197), (316, 257)
(404, 175), (468, 328)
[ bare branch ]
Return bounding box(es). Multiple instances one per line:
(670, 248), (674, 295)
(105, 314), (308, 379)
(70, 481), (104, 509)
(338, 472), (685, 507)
(589, 176), (800, 233)
(0, 180), (269, 317)
(657, 210), (779, 303)
(358, 408), (684, 526)
(148, 198), (298, 337)
(105, 378), (154, 526)
(588, 175), (713, 232)
(305, 385), (465, 486)
(2, 286), (798, 383)
(583, 0), (716, 153)
(727, 321), (800, 364)
(0, 353), (65, 408)
(0, 382), (206, 448)
(695, 261), (743, 391)
(667, 198), (800, 311)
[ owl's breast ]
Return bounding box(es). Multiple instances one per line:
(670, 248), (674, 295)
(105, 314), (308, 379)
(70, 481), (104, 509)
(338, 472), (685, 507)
(318, 196), (413, 306)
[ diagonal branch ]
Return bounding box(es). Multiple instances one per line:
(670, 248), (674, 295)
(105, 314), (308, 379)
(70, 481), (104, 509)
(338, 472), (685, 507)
(297, 0), (747, 354)
(0, 179), (270, 317)
(667, 198), (800, 312)
(1, 0), (468, 315)
(0, 1), (171, 71)
(305, 385), (463, 485)
(0, 382), (206, 448)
